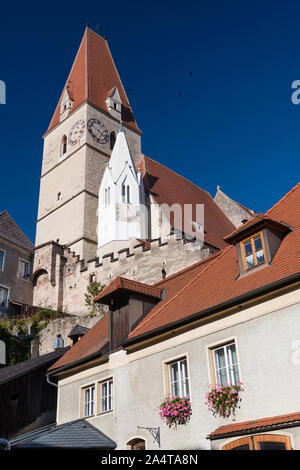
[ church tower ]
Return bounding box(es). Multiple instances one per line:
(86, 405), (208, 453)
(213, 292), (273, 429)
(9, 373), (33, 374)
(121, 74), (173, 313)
(35, 27), (142, 261)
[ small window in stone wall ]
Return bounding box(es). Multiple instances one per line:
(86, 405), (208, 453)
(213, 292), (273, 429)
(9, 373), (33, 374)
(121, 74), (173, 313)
(61, 135), (67, 156)
(110, 131), (116, 151)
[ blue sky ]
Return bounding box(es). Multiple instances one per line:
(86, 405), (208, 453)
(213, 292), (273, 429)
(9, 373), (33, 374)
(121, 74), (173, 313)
(0, 0), (300, 243)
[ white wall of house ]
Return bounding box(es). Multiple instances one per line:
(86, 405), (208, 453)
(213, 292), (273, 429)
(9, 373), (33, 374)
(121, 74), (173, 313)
(56, 286), (300, 450)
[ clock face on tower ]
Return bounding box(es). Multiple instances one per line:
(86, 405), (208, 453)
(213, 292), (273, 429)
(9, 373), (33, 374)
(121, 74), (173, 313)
(87, 119), (109, 144)
(68, 119), (85, 145)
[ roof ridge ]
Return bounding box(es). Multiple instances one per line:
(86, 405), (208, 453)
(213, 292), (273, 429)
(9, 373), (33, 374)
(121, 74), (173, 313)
(86, 26), (106, 42)
(130, 246), (232, 337)
(104, 36), (131, 108)
(46, 28), (88, 135)
(265, 182), (300, 216)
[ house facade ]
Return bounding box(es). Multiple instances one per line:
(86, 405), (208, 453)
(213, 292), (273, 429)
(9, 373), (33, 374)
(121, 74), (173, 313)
(0, 211), (33, 316)
(46, 183), (300, 450)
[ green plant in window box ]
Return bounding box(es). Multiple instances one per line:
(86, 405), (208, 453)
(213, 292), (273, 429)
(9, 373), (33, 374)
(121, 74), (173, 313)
(158, 395), (192, 429)
(205, 382), (244, 418)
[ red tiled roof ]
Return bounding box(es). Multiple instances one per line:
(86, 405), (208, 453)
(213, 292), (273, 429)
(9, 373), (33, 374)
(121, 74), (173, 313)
(48, 314), (109, 372)
(0, 211), (33, 252)
(127, 182), (300, 340)
(207, 411), (300, 439)
(49, 182), (300, 373)
(138, 156), (235, 250)
(93, 276), (162, 304)
(46, 27), (140, 134)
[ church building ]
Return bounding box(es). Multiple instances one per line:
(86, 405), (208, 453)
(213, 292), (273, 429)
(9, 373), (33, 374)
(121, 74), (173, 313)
(6, 27), (300, 452)
(32, 27), (253, 352)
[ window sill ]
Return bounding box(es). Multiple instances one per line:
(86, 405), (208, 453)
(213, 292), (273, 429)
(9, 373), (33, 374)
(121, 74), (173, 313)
(97, 409), (113, 416)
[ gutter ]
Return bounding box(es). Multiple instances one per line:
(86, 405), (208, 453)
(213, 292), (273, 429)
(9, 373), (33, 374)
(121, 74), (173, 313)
(47, 344), (109, 377)
(123, 270), (300, 348)
(207, 420), (300, 440)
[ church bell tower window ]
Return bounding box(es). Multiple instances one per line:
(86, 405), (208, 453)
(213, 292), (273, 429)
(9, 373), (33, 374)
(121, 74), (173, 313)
(122, 182), (130, 203)
(110, 131), (116, 151)
(61, 135), (67, 156)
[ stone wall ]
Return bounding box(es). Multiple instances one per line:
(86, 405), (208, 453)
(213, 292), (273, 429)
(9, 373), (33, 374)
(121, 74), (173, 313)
(33, 234), (214, 317)
(37, 314), (102, 356)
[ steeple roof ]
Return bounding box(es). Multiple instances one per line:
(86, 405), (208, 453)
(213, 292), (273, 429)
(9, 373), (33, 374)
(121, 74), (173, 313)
(107, 123), (137, 182)
(46, 27), (140, 135)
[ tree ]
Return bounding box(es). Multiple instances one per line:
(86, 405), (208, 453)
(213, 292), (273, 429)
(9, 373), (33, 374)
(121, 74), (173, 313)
(84, 282), (105, 317)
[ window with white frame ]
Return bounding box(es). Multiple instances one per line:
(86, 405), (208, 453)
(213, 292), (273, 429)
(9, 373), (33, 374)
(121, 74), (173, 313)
(83, 385), (95, 417)
(0, 250), (4, 270)
(18, 259), (30, 280)
(168, 358), (190, 397)
(0, 286), (9, 310)
(212, 342), (240, 386)
(100, 379), (113, 413)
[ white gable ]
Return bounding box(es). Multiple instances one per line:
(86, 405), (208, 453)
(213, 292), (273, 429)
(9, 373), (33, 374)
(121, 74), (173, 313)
(97, 124), (147, 252)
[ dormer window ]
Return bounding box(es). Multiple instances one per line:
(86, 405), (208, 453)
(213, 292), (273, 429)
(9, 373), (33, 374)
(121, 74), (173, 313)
(241, 232), (266, 271)
(59, 88), (73, 122)
(106, 86), (122, 118)
(224, 213), (292, 277)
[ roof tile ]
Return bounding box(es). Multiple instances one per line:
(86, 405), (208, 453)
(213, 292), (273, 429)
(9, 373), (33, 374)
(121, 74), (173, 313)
(207, 411), (300, 439)
(47, 27), (140, 134)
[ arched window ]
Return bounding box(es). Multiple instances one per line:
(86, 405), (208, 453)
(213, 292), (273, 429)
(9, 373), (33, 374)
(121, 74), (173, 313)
(61, 135), (67, 156)
(126, 438), (146, 450)
(110, 131), (116, 151)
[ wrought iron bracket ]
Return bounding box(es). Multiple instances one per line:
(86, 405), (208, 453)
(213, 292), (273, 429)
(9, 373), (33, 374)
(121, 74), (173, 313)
(137, 426), (160, 448)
